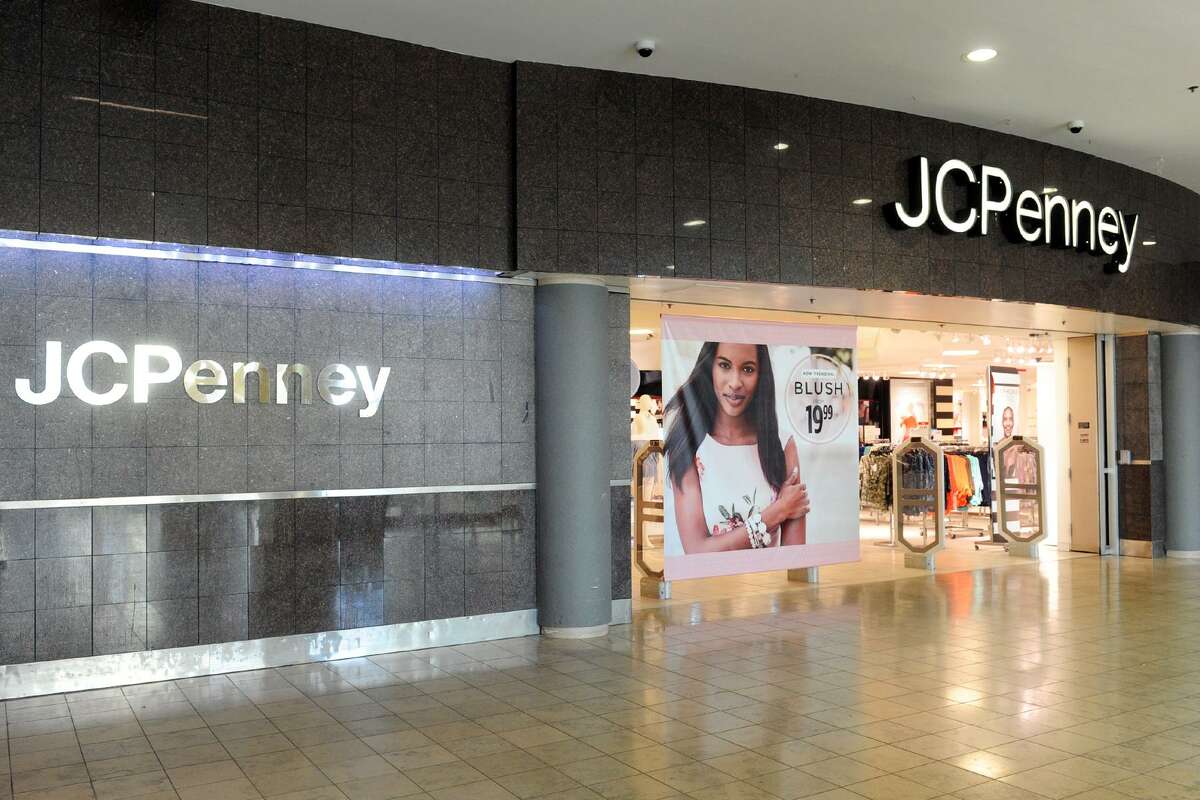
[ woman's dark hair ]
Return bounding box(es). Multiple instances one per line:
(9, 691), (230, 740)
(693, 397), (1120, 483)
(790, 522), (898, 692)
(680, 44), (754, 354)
(664, 341), (787, 492)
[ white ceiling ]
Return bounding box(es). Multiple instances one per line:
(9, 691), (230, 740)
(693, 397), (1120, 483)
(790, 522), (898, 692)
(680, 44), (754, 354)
(205, 0), (1200, 192)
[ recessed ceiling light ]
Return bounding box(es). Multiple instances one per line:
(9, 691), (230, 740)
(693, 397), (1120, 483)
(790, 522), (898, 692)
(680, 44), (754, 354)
(665, 263), (676, 270)
(1142, 239), (1157, 246)
(774, 142), (789, 151)
(963, 48), (998, 63)
(682, 219), (706, 227)
(629, 328), (654, 336)
(942, 349), (980, 357)
(851, 198), (873, 206)
(1042, 186), (1058, 194)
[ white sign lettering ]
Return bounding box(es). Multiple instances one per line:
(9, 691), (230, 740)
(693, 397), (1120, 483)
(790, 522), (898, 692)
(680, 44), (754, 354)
(16, 341), (391, 418)
(886, 156), (1140, 272)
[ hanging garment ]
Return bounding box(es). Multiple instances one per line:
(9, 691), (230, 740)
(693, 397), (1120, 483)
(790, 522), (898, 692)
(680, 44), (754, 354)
(977, 451), (993, 507)
(967, 455), (984, 507)
(946, 454), (974, 512)
(859, 451), (893, 509)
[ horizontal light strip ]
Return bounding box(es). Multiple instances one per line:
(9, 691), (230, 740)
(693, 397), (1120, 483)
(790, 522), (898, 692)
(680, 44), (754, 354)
(0, 479), (632, 509)
(0, 234), (536, 286)
(0, 483), (536, 510)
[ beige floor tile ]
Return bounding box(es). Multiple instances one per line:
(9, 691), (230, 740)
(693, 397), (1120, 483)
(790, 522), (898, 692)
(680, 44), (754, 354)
(846, 775), (939, 800)
(998, 765), (1093, 799)
(688, 781), (782, 800)
(248, 764), (334, 797)
(430, 779), (520, 800)
(525, 739), (607, 766)
(897, 762), (989, 793)
(797, 757), (886, 787)
(405, 762), (489, 792)
(704, 751), (790, 780)
(558, 757), (641, 786)
(494, 768), (581, 799)
(588, 774), (678, 800)
(470, 750), (549, 779)
(947, 751), (1025, 780)
(382, 745), (460, 771)
(167, 758), (246, 788)
(91, 769), (175, 800)
(12, 764), (92, 794)
(176, 777), (263, 800)
(744, 768), (837, 800)
(155, 742), (232, 769)
(85, 752), (162, 782)
(1041, 756), (1138, 787)
(898, 734), (977, 760)
(848, 745), (930, 772)
(10, 747), (83, 773)
(647, 763), (740, 794)
(318, 755), (401, 784)
(336, 773), (425, 800)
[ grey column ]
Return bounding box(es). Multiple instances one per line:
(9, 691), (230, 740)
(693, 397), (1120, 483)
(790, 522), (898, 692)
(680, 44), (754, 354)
(1161, 333), (1200, 556)
(535, 277), (613, 636)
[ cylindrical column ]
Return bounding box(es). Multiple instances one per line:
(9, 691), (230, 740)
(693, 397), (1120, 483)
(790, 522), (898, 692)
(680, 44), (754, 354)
(535, 277), (612, 636)
(1162, 333), (1200, 557)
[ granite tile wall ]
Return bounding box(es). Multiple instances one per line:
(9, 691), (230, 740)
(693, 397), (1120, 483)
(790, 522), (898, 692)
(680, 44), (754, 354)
(0, 0), (514, 269)
(1116, 334), (1165, 548)
(0, 248), (535, 500)
(512, 62), (1200, 326)
(0, 490), (535, 664)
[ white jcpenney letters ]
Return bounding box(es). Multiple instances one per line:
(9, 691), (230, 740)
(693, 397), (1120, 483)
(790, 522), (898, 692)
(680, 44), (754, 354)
(16, 341), (391, 418)
(886, 156), (1140, 273)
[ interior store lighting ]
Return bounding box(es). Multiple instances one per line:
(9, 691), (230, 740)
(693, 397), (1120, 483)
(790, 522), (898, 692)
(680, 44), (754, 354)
(963, 48), (998, 62)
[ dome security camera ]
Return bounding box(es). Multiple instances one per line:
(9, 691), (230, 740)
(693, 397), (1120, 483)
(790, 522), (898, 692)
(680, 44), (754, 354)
(1068, 119), (1085, 134)
(635, 39), (656, 58)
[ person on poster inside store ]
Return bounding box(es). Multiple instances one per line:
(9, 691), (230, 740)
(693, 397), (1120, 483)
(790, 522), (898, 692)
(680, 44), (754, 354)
(664, 342), (811, 553)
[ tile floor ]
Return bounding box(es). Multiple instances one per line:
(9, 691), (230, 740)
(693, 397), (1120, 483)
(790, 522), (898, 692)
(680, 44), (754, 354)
(5, 554), (1200, 800)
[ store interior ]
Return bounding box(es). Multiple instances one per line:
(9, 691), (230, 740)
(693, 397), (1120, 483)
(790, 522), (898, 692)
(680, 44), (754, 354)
(628, 298), (1087, 607)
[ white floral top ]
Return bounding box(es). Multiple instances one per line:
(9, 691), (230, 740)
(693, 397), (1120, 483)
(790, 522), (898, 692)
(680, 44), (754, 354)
(694, 434), (778, 543)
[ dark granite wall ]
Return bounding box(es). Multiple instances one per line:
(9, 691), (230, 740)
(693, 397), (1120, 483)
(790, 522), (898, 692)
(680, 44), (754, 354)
(0, 490), (535, 664)
(512, 62), (1200, 325)
(1116, 334), (1166, 550)
(0, 247), (535, 501)
(0, 0), (514, 268)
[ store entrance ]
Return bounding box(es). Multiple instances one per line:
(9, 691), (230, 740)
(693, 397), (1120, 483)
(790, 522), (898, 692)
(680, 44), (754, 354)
(624, 284), (1136, 607)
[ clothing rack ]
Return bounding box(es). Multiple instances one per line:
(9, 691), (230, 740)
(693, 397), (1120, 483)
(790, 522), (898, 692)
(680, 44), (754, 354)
(942, 446), (1001, 546)
(940, 443), (1008, 551)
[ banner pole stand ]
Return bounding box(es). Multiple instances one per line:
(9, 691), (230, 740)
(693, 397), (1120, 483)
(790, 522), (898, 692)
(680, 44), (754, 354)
(639, 577), (671, 599)
(786, 567), (819, 583)
(903, 553), (936, 571)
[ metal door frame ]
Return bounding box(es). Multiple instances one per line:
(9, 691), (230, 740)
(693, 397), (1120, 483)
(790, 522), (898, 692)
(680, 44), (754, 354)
(1097, 334), (1120, 555)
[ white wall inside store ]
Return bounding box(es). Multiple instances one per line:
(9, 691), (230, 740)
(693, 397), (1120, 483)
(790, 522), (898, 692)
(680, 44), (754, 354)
(1036, 363), (1059, 547)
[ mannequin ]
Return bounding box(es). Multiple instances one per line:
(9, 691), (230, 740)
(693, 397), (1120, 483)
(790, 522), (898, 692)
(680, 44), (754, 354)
(631, 394), (662, 441)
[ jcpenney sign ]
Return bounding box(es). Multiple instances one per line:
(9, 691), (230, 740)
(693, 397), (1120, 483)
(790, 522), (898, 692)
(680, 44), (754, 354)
(886, 156), (1140, 272)
(16, 341), (391, 417)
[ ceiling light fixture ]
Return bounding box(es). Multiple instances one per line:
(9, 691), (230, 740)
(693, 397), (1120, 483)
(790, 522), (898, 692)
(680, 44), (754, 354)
(1042, 187), (1059, 194)
(774, 142), (790, 151)
(942, 349), (980, 357)
(1142, 239), (1157, 246)
(963, 48), (998, 63)
(682, 219), (706, 227)
(851, 198), (873, 206)
(629, 328), (654, 336)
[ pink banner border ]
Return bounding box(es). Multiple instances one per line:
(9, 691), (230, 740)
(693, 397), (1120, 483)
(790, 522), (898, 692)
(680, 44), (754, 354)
(664, 541), (861, 581)
(661, 314), (856, 348)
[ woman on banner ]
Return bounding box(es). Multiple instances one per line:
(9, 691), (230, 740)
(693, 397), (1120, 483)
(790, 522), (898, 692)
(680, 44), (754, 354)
(664, 342), (811, 553)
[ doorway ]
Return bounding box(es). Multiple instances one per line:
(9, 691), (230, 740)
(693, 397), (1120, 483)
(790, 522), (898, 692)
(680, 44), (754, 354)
(624, 280), (1165, 606)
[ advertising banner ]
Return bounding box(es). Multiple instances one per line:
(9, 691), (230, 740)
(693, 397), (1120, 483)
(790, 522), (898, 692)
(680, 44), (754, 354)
(989, 367), (1021, 444)
(660, 316), (859, 580)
